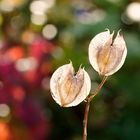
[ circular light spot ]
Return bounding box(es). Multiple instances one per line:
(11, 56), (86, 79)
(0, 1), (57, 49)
(0, 104), (10, 117)
(0, 0), (14, 12)
(31, 14), (47, 25)
(30, 0), (48, 15)
(42, 24), (57, 40)
(0, 122), (11, 139)
(15, 57), (38, 72)
(12, 86), (26, 102)
(21, 30), (35, 44)
(126, 2), (140, 22)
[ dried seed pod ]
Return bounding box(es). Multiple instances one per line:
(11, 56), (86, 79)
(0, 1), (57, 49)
(89, 29), (127, 76)
(50, 62), (91, 107)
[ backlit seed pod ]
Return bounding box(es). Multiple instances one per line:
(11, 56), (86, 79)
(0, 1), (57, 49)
(89, 29), (127, 76)
(50, 62), (91, 107)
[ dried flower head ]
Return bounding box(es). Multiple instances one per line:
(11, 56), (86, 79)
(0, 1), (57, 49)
(50, 62), (91, 107)
(88, 29), (127, 76)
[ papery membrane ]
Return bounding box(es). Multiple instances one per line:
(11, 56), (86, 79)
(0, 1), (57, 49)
(89, 30), (111, 73)
(50, 63), (91, 107)
(88, 30), (127, 76)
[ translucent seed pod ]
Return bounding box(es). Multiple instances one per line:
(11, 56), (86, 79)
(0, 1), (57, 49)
(50, 62), (91, 107)
(88, 29), (127, 76)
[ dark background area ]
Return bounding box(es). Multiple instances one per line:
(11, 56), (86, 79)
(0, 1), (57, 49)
(0, 0), (140, 140)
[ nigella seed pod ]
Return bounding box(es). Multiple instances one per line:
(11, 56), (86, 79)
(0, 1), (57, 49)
(50, 62), (91, 107)
(89, 29), (127, 76)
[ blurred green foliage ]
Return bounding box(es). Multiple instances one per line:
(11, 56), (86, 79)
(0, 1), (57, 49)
(49, 0), (140, 140)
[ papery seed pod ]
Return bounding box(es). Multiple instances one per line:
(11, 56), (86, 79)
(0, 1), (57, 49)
(89, 29), (127, 76)
(50, 62), (91, 107)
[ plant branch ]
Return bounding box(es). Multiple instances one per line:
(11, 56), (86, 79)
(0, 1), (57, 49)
(83, 76), (108, 140)
(88, 76), (108, 102)
(83, 99), (90, 140)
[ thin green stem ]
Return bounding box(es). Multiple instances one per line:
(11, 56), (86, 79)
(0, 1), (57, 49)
(83, 76), (108, 140)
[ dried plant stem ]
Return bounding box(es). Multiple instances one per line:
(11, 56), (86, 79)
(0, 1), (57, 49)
(83, 99), (90, 140)
(88, 76), (108, 102)
(83, 76), (108, 140)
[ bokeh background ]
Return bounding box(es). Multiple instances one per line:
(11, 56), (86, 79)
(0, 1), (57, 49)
(0, 0), (140, 140)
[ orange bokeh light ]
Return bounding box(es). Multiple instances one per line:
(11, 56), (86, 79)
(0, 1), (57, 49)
(0, 122), (11, 140)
